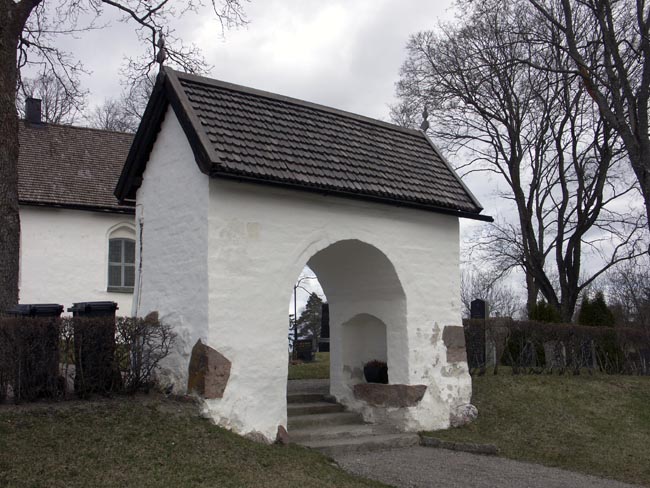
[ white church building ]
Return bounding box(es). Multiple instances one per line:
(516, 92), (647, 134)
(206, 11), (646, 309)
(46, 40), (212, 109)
(17, 99), (135, 313)
(115, 68), (491, 442)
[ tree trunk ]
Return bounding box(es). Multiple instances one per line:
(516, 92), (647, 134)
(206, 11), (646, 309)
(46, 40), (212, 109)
(525, 272), (538, 318)
(0, 3), (25, 312)
(626, 145), (650, 236)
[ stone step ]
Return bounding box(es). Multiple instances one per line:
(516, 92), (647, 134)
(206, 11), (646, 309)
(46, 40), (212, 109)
(288, 411), (364, 430)
(300, 433), (421, 455)
(289, 423), (398, 443)
(286, 393), (326, 404)
(288, 402), (345, 416)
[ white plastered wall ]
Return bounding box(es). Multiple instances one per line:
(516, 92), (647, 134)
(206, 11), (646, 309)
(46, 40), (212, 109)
(135, 107), (472, 442)
(19, 206), (134, 313)
(133, 107), (209, 390)
(203, 179), (471, 441)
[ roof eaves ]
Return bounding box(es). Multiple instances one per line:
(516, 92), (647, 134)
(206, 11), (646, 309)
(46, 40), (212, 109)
(210, 168), (495, 222)
(20, 200), (135, 215)
(420, 132), (488, 216)
(115, 71), (170, 202)
(164, 68), (219, 174)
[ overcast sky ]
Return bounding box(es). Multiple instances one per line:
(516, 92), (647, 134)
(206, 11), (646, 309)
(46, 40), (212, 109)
(71, 0), (457, 118)
(36, 0), (523, 313)
(34, 0), (646, 317)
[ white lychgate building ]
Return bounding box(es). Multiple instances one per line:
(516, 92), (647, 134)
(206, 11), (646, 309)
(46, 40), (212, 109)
(18, 101), (135, 313)
(116, 69), (491, 442)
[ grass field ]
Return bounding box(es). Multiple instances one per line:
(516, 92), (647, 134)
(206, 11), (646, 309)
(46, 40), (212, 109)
(426, 373), (650, 486)
(288, 352), (330, 380)
(0, 395), (383, 488)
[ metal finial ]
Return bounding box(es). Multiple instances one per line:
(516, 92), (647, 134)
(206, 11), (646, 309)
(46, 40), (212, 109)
(420, 106), (430, 132)
(156, 29), (167, 66)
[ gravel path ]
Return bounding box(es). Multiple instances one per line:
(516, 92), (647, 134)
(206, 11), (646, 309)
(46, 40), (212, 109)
(333, 446), (640, 488)
(287, 379), (329, 395)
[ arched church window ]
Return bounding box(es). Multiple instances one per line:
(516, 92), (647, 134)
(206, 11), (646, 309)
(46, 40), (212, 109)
(107, 226), (135, 293)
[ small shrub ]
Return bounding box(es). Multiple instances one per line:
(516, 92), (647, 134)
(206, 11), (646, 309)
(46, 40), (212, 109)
(115, 313), (175, 393)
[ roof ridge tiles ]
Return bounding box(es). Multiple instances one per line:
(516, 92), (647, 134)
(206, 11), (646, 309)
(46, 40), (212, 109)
(115, 68), (491, 220)
(171, 68), (425, 138)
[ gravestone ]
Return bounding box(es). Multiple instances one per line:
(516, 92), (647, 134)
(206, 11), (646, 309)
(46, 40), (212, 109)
(466, 299), (488, 370)
(543, 340), (566, 369)
(294, 339), (314, 361)
(318, 303), (330, 352)
(470, 299), (487, 319)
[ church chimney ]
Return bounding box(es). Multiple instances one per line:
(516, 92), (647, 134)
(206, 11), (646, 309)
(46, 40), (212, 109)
(25, 97), (42, 124)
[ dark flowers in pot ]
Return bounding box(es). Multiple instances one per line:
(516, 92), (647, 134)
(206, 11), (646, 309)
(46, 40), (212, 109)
(363, 360), (388, 384)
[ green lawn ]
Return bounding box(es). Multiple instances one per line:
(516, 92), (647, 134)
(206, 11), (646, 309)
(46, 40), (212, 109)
(288, 352), (330, 380)
(425, 373), (650, 486)
(0, 395), (384, 488)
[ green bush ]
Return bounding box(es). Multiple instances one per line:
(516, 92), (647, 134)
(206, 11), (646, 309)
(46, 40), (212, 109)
(529, 300), (562, 323)
(578, 291), (616, 327)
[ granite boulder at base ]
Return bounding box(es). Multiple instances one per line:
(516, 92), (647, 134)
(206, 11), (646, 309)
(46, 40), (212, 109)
(275, 425), (290, 445)
(449, 403), (478, 428)
(187, 339), (231, 399)
(353, 384), (427, 408)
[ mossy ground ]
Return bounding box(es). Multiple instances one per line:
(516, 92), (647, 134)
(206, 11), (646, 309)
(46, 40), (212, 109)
(288, 352), (330, 380)
(0, 393), (385, 488)
(425, 372), (650, 486)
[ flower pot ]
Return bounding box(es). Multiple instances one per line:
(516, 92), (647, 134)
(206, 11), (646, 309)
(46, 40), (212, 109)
(363, 363), (388, 384)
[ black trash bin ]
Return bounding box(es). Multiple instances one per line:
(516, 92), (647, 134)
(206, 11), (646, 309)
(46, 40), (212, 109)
(68, 301), (119, 318)
(3, 303), (63, 402)
(6, 304), (64, 318)
(67, 302), (119, 396)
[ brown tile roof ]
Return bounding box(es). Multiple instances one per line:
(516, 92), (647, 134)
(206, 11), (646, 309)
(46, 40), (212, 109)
(116, 68), (490, 221)
(18, 122), (134, 213)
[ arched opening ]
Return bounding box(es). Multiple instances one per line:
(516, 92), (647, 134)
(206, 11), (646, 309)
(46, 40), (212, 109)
(341, 313), (388, 383)
(287, 239), (407, 409)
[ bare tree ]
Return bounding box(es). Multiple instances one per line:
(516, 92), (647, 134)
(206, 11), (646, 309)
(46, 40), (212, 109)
(461, 266), (522, 318)
(0, 0), (247, 311)
(394, 0), (647, 321)
(527, 0), (650, 234)
(88, 97), (139, 132)
(605, 258), (650, 329)
(17, 72), (86, 123)
(119, 72), (156, 123)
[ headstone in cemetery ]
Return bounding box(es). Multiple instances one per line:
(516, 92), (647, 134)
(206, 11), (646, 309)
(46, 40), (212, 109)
(466, 299), (488, 370)
(294, 339), (314, 362)
(318, 303), (330, 352)
(543, 340), (566, 370)
(470, 299), (487, 319)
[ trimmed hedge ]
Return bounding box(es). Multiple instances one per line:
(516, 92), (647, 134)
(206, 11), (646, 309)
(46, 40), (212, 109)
(464, 318), (650, 375)
(0, 314), (174, 403)
(0, 316), (61, 402)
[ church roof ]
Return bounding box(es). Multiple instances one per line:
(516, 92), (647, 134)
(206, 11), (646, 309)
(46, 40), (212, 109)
(116, 68), (490, 221)
(19, 122), (134, 214)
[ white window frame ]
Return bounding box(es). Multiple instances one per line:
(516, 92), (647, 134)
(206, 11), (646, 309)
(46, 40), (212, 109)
(108, 237), (135, 293)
